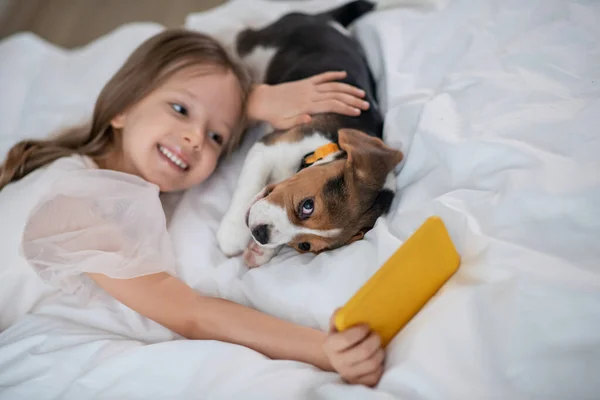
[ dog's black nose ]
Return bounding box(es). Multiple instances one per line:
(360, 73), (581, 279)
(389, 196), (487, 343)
(251, 224), (270, 245)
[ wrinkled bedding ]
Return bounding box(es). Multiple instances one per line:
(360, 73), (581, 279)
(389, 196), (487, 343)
(1, 0), (599, 399)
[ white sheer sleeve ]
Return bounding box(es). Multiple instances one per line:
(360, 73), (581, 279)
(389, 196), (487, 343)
(21, 168), (177, 295)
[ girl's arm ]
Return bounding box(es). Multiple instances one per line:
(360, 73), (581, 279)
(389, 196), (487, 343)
(88, 271), (333, 371)
(89, 271), (385, 386)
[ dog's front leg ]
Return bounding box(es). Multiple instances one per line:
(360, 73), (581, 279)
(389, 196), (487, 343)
(218, 142), (274, 256)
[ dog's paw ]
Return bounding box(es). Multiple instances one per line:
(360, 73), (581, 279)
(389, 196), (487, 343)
(243, 242), (276, 268)
(217, 216), (251, 257)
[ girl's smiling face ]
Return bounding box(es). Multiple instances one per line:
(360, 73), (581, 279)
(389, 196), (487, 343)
(108, 66), (243, 192)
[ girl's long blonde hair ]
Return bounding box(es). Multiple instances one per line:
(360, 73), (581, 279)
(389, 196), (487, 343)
(0, 29), (252, 191)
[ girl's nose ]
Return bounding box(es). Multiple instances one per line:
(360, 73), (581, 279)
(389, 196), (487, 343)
(182, 129), (205, 149)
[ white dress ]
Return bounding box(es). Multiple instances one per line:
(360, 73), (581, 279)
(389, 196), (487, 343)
(0, 155), (177, 331)
(22, 158), (177, 294)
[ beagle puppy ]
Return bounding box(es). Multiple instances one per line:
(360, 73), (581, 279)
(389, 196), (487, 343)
(218, 1), (404, 267)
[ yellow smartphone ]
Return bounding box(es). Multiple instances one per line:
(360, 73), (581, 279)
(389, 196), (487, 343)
(334, 216), (461, 347)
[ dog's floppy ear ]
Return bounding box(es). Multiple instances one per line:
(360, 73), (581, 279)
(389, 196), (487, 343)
(335, 129), (403, 248)
(338, 128), (403, 187)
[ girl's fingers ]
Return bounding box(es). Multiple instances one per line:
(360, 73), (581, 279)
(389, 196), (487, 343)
(346, 347), (385, 378)
(310, 99), (361, 116)
(326, 324), (371, 353)
(353, 364), (384, 388)
(317, 92), (369, 110)
(317, 82), (366, 98)
(309, 70), (347, 84)
(345, 331), (382, 366)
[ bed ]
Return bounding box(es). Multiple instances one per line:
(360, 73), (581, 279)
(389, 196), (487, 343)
(0, 0), (599, 399)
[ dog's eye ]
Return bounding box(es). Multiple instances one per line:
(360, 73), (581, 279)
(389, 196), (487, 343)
(298, 242), (311, 252)
(298, 198), (314, 219)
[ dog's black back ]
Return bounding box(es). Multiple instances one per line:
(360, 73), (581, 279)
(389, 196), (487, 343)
(236, 1), (383, 141)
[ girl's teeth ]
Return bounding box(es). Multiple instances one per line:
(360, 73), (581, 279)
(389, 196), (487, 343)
(159, 145), (188, 170)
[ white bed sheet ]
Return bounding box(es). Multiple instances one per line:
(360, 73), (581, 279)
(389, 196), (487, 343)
(1, 0), (599, 399)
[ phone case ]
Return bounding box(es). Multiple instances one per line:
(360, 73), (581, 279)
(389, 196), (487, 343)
(334, 216), (461, 347)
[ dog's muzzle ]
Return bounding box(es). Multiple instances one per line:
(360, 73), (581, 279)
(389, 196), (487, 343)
(247, 194), (291, 248)
(246, 187), (282, 247)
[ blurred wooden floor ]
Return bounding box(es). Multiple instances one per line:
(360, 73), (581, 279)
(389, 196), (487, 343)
(0, 0), (227, 48)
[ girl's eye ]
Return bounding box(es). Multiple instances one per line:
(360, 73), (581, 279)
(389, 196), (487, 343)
(171, 103), (188, 116)
(209, 131), (224, 146)
(298, 198), (314, 219)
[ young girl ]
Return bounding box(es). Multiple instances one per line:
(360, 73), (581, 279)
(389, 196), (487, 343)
(0, 29), (384, 387)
